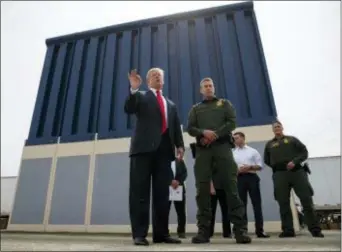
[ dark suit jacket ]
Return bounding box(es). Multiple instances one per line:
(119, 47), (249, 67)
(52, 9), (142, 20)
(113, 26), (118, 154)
(124, 90), (184, 158)
(173, 159), (188, 186)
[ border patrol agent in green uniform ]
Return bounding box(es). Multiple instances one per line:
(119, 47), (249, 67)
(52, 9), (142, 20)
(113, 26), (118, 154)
(264, 120), (324, 238)
(187, 77), (251, 244)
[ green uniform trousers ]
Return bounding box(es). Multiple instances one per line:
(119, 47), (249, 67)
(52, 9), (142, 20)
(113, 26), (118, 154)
(273, 169), (320, 232)
(194, 143), (247, 235)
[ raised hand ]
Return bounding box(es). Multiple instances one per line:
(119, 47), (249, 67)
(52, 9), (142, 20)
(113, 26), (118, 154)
(128, 69), (142, 90)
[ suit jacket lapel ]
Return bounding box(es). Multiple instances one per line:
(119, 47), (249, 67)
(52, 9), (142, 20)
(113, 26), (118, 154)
(147, 90), (160, 112)
(165, 97), (172, 121)
(174, 160), (179, 178)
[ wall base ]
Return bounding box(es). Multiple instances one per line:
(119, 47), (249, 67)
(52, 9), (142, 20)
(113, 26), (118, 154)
(7, 221), (289, 234)
(8, 125), (300, 233)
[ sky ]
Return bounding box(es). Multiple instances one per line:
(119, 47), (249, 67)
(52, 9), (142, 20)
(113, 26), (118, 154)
(1, 1), (340, 177)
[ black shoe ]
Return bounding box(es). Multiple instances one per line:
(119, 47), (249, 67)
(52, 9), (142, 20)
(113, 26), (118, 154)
(133, 237), (149, 246)
(311, 230), (324, 238)
(223, 233), (232, 238)
(256, 232), (270, 238)
(192, 233), (210, 244)
(279, 231), (296, 238)
(153, 236), (181, 244)
(235, 233), (252, 244)
(178, 233), (186, 239)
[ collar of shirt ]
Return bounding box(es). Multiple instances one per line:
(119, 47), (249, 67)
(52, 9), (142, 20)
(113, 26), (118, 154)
(149, 88), (163, 96)
(202, 96), (218, 103)
(235, 144), (248, 150)
(272, 135), (286, 141)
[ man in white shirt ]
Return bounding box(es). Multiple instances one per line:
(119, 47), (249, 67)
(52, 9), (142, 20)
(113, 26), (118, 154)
(232, 132), (269, 238)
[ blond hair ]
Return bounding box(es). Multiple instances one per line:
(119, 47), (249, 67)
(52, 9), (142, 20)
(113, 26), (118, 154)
(146, 67), (164, 81)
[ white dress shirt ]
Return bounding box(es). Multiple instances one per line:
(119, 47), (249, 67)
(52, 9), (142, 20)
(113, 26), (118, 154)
(233, 145), (263, 174)
(171, 161), (176, 178)
(131, 87), (168, 126)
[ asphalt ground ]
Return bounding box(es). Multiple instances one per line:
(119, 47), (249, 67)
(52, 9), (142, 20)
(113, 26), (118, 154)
(1, 230), (341, 251)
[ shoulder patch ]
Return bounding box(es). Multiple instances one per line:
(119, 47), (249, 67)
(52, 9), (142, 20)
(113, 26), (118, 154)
(193, 102), (201, 108)
(216, 99), (224, 107)
(218, 98), (232, 106)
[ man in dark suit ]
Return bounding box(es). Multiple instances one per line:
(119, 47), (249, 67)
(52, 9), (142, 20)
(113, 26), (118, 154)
(124, 68), (185, 246)
(169, 159), (188, 239)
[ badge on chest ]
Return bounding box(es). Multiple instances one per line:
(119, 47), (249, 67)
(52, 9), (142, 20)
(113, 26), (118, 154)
(216, 99), (223, 107)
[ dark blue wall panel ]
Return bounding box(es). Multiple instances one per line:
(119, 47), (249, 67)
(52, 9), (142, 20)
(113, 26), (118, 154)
(86, 142), (279, 226)
(10, 158), (52, 224)
(49, 156), (90, 225)
(26, 2), (277, 146)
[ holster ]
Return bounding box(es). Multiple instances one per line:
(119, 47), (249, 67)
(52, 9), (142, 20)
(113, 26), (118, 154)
(190, 143), (196, 159)
(302, 163), (311, 174)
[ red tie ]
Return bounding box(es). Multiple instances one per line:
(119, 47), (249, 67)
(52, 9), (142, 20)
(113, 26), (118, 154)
(156, 90), (167, 134)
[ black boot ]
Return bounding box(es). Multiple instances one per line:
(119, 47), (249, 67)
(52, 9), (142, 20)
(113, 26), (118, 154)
(310, 229), (324, 238)
(279, 231), (296, 238)
(192, 229), (210, 244)
(178, 232), (186, 239)
(235, 233), (252, 244)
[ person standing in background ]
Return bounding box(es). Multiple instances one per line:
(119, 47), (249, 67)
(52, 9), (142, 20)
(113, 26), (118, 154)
(263, 120), (324, 238)
(124, 68), (184, 246)
(209, 164), (232, 238)
(232, 132), (270, 238)
(169, 158), (188, 239)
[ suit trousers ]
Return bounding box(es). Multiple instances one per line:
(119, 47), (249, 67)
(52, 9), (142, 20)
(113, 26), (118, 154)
(237, 173), (264, 234)
(210, 189), (232, 237)
(169, 189), (187, 234)
(129, 132), (173, 239)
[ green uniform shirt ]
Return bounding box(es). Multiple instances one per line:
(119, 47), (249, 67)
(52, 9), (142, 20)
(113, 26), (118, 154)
(187, 97), (236, 139)
(264, 135), (308, 170)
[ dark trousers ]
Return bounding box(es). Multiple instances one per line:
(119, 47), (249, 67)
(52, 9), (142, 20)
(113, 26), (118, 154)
(210, 189), (232, 237)
(273, 170), (320, 233)
(169, 189), (187, 234)
(129, 133), (173, 239)
(237, 173), (264, 234)
(194, 144), (247, 235)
